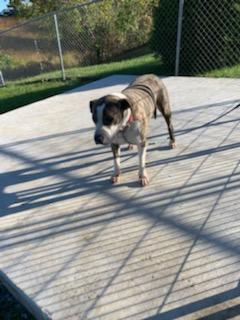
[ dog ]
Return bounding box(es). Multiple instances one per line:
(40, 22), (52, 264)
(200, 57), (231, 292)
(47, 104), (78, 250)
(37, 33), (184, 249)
(90, 74), (176, 186)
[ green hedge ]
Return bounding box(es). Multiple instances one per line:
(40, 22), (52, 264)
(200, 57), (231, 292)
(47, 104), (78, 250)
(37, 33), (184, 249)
(150, 0), (178, 74)
(151, 0), (240, 75)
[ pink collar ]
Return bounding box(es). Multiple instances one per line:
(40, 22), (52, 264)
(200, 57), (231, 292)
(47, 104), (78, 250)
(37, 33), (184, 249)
(127, 113), (134, 124)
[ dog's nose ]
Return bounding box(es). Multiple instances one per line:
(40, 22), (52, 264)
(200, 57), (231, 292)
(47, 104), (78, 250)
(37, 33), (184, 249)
(94, 134), (104, 144)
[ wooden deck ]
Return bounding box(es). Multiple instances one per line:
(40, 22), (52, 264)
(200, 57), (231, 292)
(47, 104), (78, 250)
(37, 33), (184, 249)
(0, 75), (240, 319)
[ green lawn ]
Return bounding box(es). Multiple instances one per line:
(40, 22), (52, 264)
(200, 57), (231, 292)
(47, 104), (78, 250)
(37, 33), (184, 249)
(0, 53), (239, 114)
(0, 53), (165, 114)
(0, 79), (86, 114)
(202, 64), (240, 78)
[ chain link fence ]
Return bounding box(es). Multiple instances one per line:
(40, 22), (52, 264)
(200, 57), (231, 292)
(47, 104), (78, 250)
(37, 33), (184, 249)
(0, 0), (239, 85)
(179, 0), (240, 75)
(0, 0), (158, 83)
(0, 14), (59, 82)
(151, 0), (240, 76)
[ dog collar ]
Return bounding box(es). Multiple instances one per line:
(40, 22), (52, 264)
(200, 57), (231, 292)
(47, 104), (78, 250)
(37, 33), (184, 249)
(127, 113), (134, 124)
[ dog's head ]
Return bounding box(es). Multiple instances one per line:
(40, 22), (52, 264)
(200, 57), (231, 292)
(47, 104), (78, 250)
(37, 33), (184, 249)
(90, 94), (131, 145)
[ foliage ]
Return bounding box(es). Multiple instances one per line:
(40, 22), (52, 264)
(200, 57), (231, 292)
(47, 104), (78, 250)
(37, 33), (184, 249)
(0, 53), (13, 69)
(59, 0), (159, 63)
(150, 0), (178, 73)
(151, 0), (240, 75)
(181, 0), (240, 74)
(9, 0), (84, 17)
(9, 0), (159, 64)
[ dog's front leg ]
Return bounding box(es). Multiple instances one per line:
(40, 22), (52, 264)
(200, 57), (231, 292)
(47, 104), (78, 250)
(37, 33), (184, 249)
(111, 144), (121, 184)
(138, 141), (149, 186)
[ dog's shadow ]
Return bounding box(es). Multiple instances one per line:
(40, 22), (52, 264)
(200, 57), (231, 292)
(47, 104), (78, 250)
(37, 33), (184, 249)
(0, 136), (173, 217)
(123, 181), (143, 189)
(149, 144), (170, 151)
(122, 144), (171, 152)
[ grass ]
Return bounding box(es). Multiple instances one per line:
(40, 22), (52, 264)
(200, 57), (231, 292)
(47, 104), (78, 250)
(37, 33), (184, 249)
(0, 78), (87, 114)
(0, 52), (240, 114)
(0, 53), (165, 114)
(65, 53), (166, 78)
(202, 63), (240, 78)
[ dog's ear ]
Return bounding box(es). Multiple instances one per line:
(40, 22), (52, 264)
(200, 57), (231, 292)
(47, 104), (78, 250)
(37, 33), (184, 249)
(89, 99), (97, 113)
(89, 97), (105, 113)
(119, 98), (131, 111)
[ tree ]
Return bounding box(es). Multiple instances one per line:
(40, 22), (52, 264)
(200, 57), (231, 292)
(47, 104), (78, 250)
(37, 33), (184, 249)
(57, 0), (158, 63)
(8, 0), (159, 65)
(9, 0), (85, 18)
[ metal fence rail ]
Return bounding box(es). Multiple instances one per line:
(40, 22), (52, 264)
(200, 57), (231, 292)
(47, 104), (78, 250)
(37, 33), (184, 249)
(0, 0), (239, 84)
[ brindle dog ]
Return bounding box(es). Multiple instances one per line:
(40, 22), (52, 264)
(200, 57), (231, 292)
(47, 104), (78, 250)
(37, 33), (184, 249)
(90, 74), (176, 186)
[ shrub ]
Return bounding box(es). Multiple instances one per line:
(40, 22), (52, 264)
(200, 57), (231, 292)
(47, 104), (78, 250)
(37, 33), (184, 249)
(59, 0), (159, 64)
(0, 53), (12, 70)
(151, 0), (240, 75)
(150, 0), (178, 73)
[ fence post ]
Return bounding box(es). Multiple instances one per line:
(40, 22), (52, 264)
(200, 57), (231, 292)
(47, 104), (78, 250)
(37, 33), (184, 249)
(0, 70), (5, 87)
(34, 40), (44, 74)
(175, 0), (185, 76)
(53, 13), (66, 81)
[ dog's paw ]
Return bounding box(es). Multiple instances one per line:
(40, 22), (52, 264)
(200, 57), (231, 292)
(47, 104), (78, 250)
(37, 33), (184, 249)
(139, 175), (149, 187)
(111, 175), (121, 184)
(170, 141), (176, 149)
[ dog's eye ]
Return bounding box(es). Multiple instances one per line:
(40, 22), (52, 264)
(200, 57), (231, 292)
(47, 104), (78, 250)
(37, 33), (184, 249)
(103, 116), (113, 126)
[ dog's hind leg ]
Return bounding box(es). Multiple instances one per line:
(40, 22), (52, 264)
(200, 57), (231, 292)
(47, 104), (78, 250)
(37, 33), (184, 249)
(138, 141), (149, 187)
(111, 144), (121, 184)
(157, 89), (176, 149)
